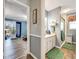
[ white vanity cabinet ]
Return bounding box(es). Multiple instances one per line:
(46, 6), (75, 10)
(45, 34), (56, 53)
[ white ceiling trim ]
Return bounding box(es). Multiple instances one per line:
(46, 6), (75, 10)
(13, 0), (28, 8)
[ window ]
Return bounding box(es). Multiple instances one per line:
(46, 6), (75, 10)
(69, 21), (76, 29)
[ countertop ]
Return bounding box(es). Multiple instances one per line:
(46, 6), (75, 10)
(45, 33), (56, 38)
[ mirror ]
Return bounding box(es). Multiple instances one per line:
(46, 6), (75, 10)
(45, 11), (56, 34)
(61, 17), (65, 43)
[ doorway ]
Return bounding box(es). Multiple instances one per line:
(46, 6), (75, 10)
(16, 22), (21, 38)
(4, 0), (30, 59)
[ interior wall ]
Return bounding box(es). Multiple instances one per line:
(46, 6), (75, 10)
(30, 0), (41, 36)
(30, 36), (41, 59)
(45, 11), (48, 31)
(30, 0), (41, 59)
(48, 7), (62, 47)
(21, 22), (27, 37)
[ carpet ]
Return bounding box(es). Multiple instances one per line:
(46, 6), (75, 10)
(47, 48), (64, 59)
(62, 42), (76, 51)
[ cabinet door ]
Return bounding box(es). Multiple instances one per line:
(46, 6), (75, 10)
(47, 36), (56, 52)
(45, 38), (48, 52)
(47, 37), (53, 51)
(52, 36), (56, 48)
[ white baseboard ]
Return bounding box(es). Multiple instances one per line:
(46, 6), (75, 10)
(55, 46), (60, 49)
(55, 41), (66, 49)
(30, 34), (41, 38)
(60, 41), (66, 48)
(28, 52), (38, 59)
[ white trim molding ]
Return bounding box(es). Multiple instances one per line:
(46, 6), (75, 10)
(26, 4), (30, 53)
(60, 41), (66, 48)
(30, 34), (41, 38)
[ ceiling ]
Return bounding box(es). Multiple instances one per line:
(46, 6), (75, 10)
(45, 0), (76, 14)
(5, 0), (76, 18)
(5, 0), (27, 20)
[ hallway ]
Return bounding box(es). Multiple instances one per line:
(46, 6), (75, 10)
(4, 38), (27, 59)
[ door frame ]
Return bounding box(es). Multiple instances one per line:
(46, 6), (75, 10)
(26, 5), (30, 54)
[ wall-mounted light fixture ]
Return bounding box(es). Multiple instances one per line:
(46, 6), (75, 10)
(68, 15), (76, 21)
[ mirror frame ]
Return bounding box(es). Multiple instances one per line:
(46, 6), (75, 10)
(61, 16), (65, 42)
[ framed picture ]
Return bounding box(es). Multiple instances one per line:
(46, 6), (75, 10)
(33, 9), (37, 24)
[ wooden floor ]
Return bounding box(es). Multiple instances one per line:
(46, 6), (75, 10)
(61, 48), (76, 59)
(27, 54), (34, 59)
(4, 38), (76, 59)
(4, 38), (29, 59)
